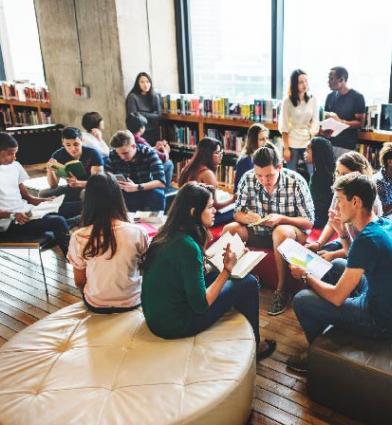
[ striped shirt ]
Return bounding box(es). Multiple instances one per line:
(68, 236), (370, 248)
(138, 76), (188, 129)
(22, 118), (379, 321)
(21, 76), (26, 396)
(235, 168), (314, 236)
(105, 144), (165, 185)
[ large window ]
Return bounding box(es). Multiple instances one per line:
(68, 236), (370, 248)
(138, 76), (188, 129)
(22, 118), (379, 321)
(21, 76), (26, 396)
(189, 0), (271, 98)
(283, 0), (392, 105)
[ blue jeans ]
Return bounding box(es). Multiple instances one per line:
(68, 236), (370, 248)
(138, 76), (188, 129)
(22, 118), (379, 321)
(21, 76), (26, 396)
(293, 259), (391, 343)
(185, 273), (261, 346)
(163, 160), (174, 191)
(123, 188), (165, 212)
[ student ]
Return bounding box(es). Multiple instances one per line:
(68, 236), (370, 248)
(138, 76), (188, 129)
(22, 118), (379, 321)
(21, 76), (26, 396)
(288, 173), (392, 373)
(373, 142), (392, 218)
(234, 123), (270, 192)
(0, 132), (70, 256)
(223, 145), (314, 315)
(105, 130), (165, 212)
(126, 112), (174, 191)
(279, 69), (319, 172)
(304, 137), (335, 228)
(81, 112), (110, 160)
(142, 182), (276, 359)
(67, 174), (148, 313)
(46, 126), (104, 218)
(178, 137), (235, 225)
(125, 72), (162, 143)
(306, 151), (383, 261)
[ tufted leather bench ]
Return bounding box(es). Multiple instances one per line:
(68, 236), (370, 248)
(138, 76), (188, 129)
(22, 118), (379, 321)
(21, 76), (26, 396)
(0, 302), (256, 425)
(308, 327), (392, 424)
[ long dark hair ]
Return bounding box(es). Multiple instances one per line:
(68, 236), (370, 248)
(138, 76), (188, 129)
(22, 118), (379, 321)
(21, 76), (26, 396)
(244, 123), (269, 156)
(179, 137), (222, 186)
(338, 151), (373, 178)
(144, 182), (214, 268)
(81, 174), (129, 259)
(131, 72), (155, 97)
(289, 69), (310, 107)
(310, 137), (335, 185)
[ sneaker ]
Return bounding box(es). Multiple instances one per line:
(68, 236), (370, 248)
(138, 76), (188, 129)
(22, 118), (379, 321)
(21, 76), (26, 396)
(256, 339), (276, 361)
(287, 351), (308, 373)
(267, 290), (289, 316)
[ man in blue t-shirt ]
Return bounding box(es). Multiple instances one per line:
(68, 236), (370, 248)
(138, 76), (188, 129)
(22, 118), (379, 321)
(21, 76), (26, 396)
(287, 172), (392, 372)
(46, 127), (104, 218)
(324, 66), (366, 158)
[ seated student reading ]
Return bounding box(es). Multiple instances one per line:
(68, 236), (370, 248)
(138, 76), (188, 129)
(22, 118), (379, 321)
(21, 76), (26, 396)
(46, 127), (104, 218)
(288, 173), (392, 373)
(81, 112), (110, 161)
(67, 174), (148, 313)
(373, 142), (392, 218)
(223, 144), (314, 316)
(306, 151), (383, 261)
(0, 132), (70, 256)
(141, 182), (276, 360)
(179, 137), (235, 225)
(126, 112), (174, 191)
(105, 130), (165, 212)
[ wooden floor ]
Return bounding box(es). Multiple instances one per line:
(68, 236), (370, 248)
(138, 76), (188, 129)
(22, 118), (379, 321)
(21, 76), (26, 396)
(0, 246), (362, 425)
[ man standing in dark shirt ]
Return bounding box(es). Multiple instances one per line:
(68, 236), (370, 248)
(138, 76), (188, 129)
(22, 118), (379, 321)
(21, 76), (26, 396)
(324, 66), (366, 159)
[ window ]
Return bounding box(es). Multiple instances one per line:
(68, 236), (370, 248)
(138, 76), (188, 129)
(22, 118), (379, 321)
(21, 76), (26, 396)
(283, 0), (392, 105)
(0, 0), (45, 84)
(189, 0), (271, 98)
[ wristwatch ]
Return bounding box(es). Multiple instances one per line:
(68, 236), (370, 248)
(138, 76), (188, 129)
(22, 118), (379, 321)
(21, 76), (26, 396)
(137, 184), (145, 191)
(301, 271), (310, 285)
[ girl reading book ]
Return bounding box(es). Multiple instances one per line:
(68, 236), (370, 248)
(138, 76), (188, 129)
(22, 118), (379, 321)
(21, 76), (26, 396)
(142, 182), (276, 360)
(67, 174), (148, 313)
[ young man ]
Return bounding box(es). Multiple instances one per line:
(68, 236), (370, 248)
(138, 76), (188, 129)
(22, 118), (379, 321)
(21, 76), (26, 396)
(288, 173), (392, 372)
(105, 130), (165, 211)
(223, 145), (314, 315)
(324, 66), (366, 159)
(0, 132), (70, 256)
(46, 126), (104, 218)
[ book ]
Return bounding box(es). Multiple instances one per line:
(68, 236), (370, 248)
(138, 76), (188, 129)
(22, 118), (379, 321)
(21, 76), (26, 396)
(206, 232), (267, 279)
(50, 160), (87, 180)
(277, 238), (332, 280)
(128, 211), (166, 225)
(320, 117), (349, 137)
(28, 195), (65, 220)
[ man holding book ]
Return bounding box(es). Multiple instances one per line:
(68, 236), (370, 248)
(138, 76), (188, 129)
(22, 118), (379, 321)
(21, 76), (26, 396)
(223, 145), (314, 315)
(105, 130), (165, 212)
(288, 173), (392, 373)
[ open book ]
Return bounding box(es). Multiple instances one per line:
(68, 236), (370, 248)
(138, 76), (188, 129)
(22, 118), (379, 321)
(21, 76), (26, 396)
(206, 232), (267, 279)
(50, 160), (87, 180)
(277, 238), (332, 280)
(215, 189), (235, 214)
(320, 117), (349, 137)
(27, 195), (65, 220)
(128, 211), (166, 225)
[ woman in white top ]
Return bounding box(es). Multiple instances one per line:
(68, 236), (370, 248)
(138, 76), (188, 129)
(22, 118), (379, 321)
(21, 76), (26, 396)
(67, 173), (148, 313)
(81, 112), (110, 160)
(279, 69), (319, 172)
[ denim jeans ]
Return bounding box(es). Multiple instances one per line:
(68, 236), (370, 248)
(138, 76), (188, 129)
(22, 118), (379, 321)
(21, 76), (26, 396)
(123, 188), (165, 212)
(83, 293), (141, 314)
(163, 160), (174, 191)
(293, 258), (391, 343)
(184, 273), (261, 346)
(286, 148), (305, 171)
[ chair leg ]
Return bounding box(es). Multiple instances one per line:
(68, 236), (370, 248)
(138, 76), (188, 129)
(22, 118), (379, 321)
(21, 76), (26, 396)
(38, 248), (49, 298)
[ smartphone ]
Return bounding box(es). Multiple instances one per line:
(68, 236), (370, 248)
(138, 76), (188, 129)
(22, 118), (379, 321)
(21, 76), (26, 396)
(113, 174), (127, 182)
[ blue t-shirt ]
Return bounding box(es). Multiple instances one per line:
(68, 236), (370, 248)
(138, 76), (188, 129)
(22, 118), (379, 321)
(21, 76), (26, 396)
(234, 155), (253, 193)
(347, 217), (392, 330)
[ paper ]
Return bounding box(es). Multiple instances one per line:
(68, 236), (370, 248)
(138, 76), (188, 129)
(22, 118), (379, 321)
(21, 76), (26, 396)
(128, 211), (166, 225)
(320, 117), (349, 137)
(277, 238), (332, 280)
(28, 195), (65, 220)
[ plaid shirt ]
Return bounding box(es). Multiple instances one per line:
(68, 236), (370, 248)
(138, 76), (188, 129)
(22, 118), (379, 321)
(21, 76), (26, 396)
(105, 144), (165, 185)
(235, 168), (314, 236)
(374, 168), (392, 210)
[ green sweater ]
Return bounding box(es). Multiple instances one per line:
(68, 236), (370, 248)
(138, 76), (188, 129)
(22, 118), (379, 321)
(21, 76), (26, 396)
(142, 232), (209, 338)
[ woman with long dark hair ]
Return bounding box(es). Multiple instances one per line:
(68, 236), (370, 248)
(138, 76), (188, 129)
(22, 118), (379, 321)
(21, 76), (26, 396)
(142, 182), (275, 359)
(67, 174), (148, 313)
(279, 69), (319, 172)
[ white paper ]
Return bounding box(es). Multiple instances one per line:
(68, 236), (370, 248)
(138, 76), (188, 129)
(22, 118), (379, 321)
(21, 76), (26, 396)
(28, 195), (65, 220)
(215, 189), (232, 203)
(128, 211), (166, 225)
(320, 117), (349, 137)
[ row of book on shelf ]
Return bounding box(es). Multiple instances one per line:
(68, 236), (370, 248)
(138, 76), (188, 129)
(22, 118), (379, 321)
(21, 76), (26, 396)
(0, 81), (50, 103)
(0, 106), (52, 129)
(356, 143), (381, 170)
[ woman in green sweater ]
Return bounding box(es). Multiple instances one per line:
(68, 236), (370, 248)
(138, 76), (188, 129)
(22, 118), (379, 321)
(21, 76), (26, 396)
(142, 182), (275, 359)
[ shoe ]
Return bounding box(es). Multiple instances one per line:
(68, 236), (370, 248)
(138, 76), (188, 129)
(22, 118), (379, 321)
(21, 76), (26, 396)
(287, 351), (308, 373)
(256, 339), (276, 361)
(267, 290), (289, 316)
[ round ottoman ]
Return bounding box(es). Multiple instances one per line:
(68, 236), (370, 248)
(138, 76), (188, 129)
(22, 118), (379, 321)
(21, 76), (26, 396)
(0, 302), (256, 425)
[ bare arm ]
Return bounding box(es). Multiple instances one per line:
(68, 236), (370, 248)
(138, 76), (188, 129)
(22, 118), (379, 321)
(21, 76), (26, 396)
(73, 268), (87, 291)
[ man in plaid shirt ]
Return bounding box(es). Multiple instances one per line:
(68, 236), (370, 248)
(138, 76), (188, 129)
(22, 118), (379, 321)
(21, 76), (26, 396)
(105, 130), (165, 211)
(223, 145), (314, 315)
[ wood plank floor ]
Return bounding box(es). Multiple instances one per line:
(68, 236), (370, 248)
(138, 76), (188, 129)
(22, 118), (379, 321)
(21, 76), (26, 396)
(0, 246), (362, 425)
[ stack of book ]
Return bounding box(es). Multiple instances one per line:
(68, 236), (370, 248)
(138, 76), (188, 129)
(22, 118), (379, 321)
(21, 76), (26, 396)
(0, 81), (50, 103)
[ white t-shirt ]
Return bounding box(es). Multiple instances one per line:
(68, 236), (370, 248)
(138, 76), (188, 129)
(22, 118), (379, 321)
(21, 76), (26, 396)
(67, 221), (148, 308)
(0, 161), (30, 213)
(82, 131), (109, 157)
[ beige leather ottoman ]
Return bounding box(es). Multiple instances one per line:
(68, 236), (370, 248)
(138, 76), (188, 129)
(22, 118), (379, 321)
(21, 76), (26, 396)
(0, 302), (256, 425)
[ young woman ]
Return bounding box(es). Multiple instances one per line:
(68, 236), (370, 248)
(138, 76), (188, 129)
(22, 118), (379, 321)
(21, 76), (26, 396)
(374, 142), (392, 218)
(67, 174), (148, 313)
(279, 69), (319, 172)
(234, 123), (269, 192)
(306, 151), (383, 260)
(304, 137), (335, 228)
(178, 137), (234, 225)
(81, 112), (109, 160)
(125, 72), (162, 143)
(142, 182), (275, 359)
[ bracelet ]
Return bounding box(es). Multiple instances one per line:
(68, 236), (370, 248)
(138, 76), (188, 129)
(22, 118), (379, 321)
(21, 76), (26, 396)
(301, 271), (310, 284)
(223, 267), (231, 275)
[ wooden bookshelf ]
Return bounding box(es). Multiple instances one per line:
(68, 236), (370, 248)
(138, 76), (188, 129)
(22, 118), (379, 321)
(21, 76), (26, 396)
(359, 130), (392, 143)
(0, 98), (51, 128)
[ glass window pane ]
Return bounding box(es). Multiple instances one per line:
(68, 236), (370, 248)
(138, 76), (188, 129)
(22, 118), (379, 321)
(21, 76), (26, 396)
(189, 0), (271, 98)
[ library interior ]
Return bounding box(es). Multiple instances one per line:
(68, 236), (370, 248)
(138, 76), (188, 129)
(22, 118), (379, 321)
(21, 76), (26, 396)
(0, 1), (391, 424)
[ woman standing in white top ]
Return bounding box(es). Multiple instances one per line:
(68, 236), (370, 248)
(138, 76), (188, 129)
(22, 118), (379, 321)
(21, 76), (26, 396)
(67, 173), (148, 313)
(81, 112), (110, 160)
(279, 69), (319, 172)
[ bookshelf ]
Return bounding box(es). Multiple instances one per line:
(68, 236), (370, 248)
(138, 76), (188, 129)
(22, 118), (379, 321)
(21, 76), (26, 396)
(0, 98), (52, 130)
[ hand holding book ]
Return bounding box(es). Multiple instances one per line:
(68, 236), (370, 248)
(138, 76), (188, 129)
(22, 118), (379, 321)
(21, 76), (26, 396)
(222, 242), (237, 274)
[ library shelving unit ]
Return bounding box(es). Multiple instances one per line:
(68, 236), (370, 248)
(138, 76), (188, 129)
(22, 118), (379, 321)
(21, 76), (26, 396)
(0, 98), (52, 130)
